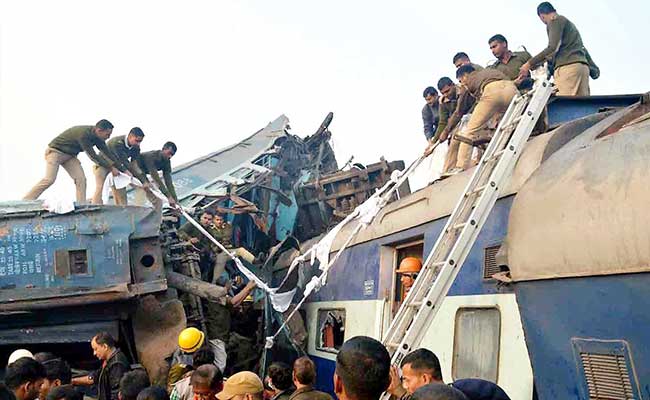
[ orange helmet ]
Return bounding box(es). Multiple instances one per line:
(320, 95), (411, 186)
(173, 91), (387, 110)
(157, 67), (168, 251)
(396, 257), (422, 274)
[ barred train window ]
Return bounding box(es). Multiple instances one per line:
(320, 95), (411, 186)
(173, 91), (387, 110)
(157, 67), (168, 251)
(453, 308), (501, 382)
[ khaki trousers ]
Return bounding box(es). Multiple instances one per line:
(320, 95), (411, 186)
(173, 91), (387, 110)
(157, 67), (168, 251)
(92, 163), (162, 209)
(24, 148), (87, 203)
(443, 137), (461, 173)
(456, 80), (518, 170)
(554, 62), (590, 96)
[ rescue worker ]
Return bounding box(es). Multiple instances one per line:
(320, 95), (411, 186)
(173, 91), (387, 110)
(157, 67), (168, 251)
(452, 53), (484, 71)
(427, 77), (476, 175)
(487, 34), (532, 85)
(71, 332), (130, 400)
(138, 142), (178, 207)
(178, 209), (222, 283)
(170, 328), (225, 375)
(519, 2), (597, 96)
(169, 347), (214, 400)
(92, 127), (159, 208)
(421, 87), (440, 143)
(450, 66), (517, 173)
(4, 357), (47, 400)
(396, 257), (422, 301)
(24, 120), (117, 204)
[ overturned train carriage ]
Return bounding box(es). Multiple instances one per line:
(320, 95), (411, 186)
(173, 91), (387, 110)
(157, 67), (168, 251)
(293, 94), (649, 400)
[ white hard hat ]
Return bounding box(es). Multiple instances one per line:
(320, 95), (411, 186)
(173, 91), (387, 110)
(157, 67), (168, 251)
(7, 349), (34, 366)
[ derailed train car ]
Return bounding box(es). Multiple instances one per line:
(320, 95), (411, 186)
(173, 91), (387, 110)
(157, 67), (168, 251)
(295, 94), (649, 400)
(0, 113), (407, 382)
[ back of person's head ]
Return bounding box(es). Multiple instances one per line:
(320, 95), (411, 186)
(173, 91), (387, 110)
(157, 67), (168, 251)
(437, 77), (454, 91)
(193, 347), (216, 368)
(45, 385), (83, 400)
(191, 365), (223, 392)
(4, 357), (47, 390)
(451, 379), (511, 400)
(96, 119), (114, 131)
(412, 383), (468, 400)
(93, 331), (117, 348)
(293, 357), (316, 386)
(452, 52), (469, 65)
(401, 349), (442, 381)
(119, 370), (151, 400)
(536, 2), (556, 15)
(423, 87), (438, 99)
(42, 358), (72, 384)
(334, 336), (391, 400)
(456, 64), (476, 79)
(488, 34), (507, 45)
(162, 142), (177, 153)
(268, 362), (293, 391)
(136, 386), (168, 400)
(33, 353), (57, 364)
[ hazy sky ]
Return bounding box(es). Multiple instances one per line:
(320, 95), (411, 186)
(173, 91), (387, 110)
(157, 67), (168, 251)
(1, 0), (648, 202)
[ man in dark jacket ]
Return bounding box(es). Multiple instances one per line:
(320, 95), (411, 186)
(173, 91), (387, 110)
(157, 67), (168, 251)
(421, 87), (440, 143)
(72, 332), (130, 400)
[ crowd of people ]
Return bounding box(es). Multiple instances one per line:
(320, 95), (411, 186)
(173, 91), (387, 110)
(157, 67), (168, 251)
(2, 332), (511, 400)
(420, 2), (599, 177)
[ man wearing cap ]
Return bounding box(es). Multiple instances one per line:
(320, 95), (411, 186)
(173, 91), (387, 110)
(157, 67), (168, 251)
(216, 371), (263, 400)
(8, 350), (35, 367)
(170, 328), (226, 374)
(396, 257), (422, 301)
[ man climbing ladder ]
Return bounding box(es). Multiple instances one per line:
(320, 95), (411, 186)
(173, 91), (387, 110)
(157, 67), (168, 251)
(381, 66), (555, 378)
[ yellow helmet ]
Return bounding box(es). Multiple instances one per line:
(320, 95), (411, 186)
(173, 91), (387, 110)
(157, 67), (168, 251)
(178, 327), (205, 353)
(243, 295), (254, 303)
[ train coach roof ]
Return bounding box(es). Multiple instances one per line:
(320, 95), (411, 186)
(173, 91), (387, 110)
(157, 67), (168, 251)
(328, 109), (614, 254)
(508, 98), (650, 281)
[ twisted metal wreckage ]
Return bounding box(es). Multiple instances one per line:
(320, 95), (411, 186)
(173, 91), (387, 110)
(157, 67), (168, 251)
(0, 112), (410, 380)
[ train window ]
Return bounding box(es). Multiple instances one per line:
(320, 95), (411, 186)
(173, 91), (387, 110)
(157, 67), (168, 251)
(316, 309), (345, 353)
(452, 308), (501, 382)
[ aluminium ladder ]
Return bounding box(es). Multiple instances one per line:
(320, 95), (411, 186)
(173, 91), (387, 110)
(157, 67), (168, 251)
(382, 69), (554, 373)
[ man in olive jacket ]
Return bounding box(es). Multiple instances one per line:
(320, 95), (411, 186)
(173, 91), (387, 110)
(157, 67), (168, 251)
(289, 357), (332, 400)
(24, 119), (117, 204)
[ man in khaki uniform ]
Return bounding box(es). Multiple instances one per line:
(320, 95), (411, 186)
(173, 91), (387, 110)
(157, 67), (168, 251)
(138, 142), (178, 206)
(452, 52), (484, 71)
(520, 2), (594, 96)
(92, 127), (160, 208)
(289, 357), (332, 400)
(488, 34), (532, 85)
(24, 119), (117, 204)
(453, 65), (518, 172)
(427, 77), (475, 174)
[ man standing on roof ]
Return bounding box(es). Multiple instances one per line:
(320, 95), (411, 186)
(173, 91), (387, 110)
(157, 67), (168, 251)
(396, 257), (422, 301)
(139, 142), (178, 206)
(452, 53), (484, 71)
(519, 2), (598, 96)
(421, 87), (440, 143)
(24, 120), (117, 204)
(91, 127), (160, 209)
(487, 34), (532, 86)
